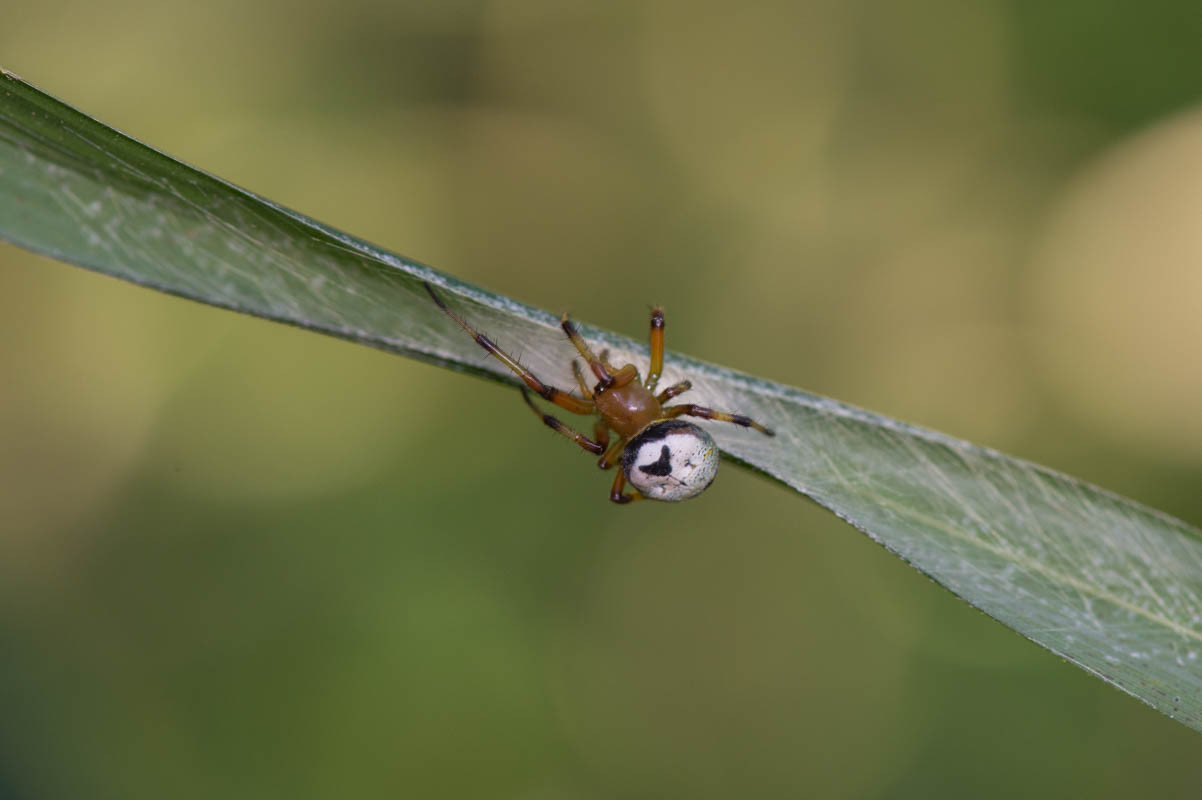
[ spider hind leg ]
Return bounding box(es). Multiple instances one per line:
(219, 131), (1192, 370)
(609, 470), (644, 504)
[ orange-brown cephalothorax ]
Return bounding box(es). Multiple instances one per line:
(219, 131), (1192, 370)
(593, 376), (661, 439)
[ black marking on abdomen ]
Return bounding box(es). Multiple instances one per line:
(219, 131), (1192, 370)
(639, 445), (674, 477)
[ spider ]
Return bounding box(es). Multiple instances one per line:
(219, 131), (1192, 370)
(424, 282), (774, 504)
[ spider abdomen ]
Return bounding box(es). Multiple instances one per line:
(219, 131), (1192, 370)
(621, 420), (720, 502)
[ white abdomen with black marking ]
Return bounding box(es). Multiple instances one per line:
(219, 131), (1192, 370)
(621, 420), (720, 502)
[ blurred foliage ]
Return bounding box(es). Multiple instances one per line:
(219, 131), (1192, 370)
(3, 1), (1202, 798)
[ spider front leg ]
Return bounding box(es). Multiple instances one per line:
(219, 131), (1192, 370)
(663, 404), (776, 436)
(562, 319), (641, 393)
(646, 306), (664, 391)
(424, 282), (593, 415)
(561, 314), (616, 389)
(572, 360), (594, 400)
(521, 389), (605, 455)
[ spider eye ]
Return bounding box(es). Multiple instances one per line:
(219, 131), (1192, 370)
(621, 420), (719, 502)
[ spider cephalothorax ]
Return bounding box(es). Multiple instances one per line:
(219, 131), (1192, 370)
(425, 283), (773, 504)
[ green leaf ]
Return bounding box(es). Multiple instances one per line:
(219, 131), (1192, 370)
(3, 68), (1201, 732)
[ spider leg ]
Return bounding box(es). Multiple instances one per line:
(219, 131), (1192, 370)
(663, 403), (775, 436)
(609, 470), (644, 505)
(593, 419), (611, 450)
(597, 436), (625, 470)
(645, 306), (665, 391)
(424, 282), (594, 415)
(521, 389), (605, 455)
(656, 380), (691, 404)
(572, 360), (594, 400)
(561, 314), (615, 389)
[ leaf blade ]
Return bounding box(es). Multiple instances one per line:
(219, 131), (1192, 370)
(3, 69), (1201, 731)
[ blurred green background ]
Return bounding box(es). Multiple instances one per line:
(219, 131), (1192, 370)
(4, 1), (1202, 797)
